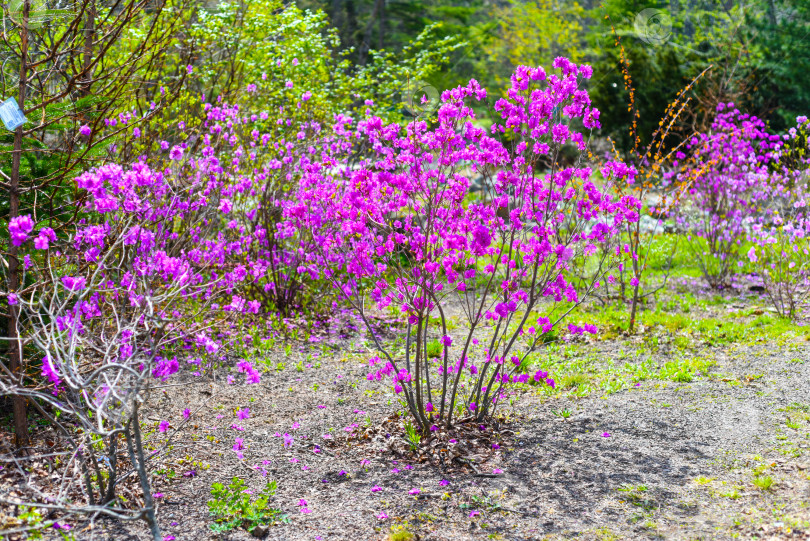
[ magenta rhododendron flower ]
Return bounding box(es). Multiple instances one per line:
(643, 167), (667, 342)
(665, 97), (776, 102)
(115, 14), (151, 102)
(152, 357), (179, 380)
(33, 228), (57, 250)
(61, 276), (86, 291)
(8, 215), (34, 246)
(41, 356), (61, 393)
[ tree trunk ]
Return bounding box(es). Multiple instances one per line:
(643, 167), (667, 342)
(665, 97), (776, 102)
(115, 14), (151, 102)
(8, 0), (30, 450)
(330, 0), (341, 29)
(377, 0), (384, 51)
(80, 1), (96, 96)
(344, 0), (357, 53)
(358, 0), (383, 65)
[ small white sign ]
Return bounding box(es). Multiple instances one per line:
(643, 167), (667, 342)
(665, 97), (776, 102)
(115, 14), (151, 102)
(0, 97), (26, 131)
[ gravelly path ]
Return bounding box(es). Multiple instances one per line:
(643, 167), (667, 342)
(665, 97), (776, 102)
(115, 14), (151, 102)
(45, 327), (810, 541)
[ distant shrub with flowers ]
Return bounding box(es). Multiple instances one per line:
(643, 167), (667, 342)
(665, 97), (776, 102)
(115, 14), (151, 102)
(668, 103), (783, 288)
(747, 116), (810, 318)
(281, 59), (640, 430)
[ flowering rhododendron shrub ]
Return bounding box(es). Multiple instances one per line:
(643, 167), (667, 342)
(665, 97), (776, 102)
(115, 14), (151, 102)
(4, 156), (263, 540)
(206, 92), (326, 316)
(127, 88), (335, 317)
(747, 116), (810, 318)
(116, 4), (463, 318)
(668, 103), (783, 288)
(17, 159), (256, 401)
(82, 89), (326, 317)
(281, 59), (640, 430)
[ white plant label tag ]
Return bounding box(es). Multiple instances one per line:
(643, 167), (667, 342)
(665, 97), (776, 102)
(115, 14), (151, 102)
(0, 97), (26, 131)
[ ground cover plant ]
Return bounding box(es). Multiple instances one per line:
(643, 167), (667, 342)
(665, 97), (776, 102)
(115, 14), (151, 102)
(1, 1), (810, 540)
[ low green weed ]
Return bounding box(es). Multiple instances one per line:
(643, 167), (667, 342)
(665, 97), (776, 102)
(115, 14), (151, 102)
(208, 477), (286, 533)
(752, 475), (775, 491)
(403, 419), (422, 451)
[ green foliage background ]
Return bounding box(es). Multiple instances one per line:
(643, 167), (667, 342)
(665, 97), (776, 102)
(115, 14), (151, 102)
(301, 0), (809, 147)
